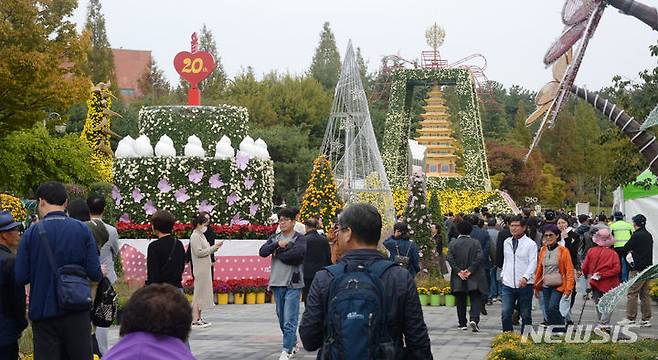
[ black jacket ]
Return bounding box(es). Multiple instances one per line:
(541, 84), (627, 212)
(623, 227), (654, 271)
(561, 229), (581, 270)
(299, 249), (432, 360)
(496, 227), (512, 269)
(302, 230), (331, 280)
(0, 245), (27, 346)
(146, 235), (186, 288)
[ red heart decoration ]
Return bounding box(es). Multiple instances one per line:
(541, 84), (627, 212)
(173, 51), (216, 87)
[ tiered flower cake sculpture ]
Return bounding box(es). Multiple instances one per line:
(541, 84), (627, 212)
(112, 105), (274, 225)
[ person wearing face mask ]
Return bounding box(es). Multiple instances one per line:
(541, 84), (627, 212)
(533, 224), (575, 334)
(556, 216), (580, 325)
(189, 213), (223, 329)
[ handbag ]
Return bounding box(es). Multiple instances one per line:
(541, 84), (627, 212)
(91, 276), (118, 327)
(543, 272), (563, 287)
(37, 221), (93, 311)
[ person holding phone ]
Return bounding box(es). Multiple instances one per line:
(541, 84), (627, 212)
(189, 213), (223, 328)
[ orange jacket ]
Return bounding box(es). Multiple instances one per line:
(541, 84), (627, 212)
(534, 245), (575, 295)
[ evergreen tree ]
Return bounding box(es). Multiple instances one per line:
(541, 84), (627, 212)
(198, 24), (227, 99)
(355, 46), (369, 92)
(404, 174), (433, 271)
(138, 59), (171, 101)
(309, 22), (341, 90)
(83, 0), (117, 86)
(427, 191), (447, 249)
(513, 100), (532, 147)
(299, 155), (343, 225)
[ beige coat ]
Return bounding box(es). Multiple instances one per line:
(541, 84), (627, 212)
(191, 229), (220, 310)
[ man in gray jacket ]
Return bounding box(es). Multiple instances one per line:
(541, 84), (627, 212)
(447, 219), (488, 332)
(259, 208), (306, 360)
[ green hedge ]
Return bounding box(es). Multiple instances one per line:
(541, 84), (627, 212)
(113, 156), (274, 224)
(489, 332), (658, 360)
(139, 105), (249, 154)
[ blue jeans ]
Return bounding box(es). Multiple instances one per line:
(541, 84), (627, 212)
(272, 287), (301, 353)
(489, 268), (501, 299)
(542, 287), (565, 332)
(538, 291), (547, 323)
(501, 285), (533, 332)
(621, 255), (630, 282)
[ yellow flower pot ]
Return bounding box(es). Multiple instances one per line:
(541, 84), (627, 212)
(256, 292), (266, 304)
(246, 292), (256, 304)
(234, 293), (245, 304)
(217, 293), (228, 305)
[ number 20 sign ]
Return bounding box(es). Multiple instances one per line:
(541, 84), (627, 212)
(173, 51), (216, 87)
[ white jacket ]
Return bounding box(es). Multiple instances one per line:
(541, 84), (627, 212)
(501, 234), (538, 288)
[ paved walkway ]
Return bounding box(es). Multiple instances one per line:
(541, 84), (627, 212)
(108, 296), (658, 359)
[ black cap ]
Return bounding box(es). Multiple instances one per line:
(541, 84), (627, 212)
(632, 214), (646, 227)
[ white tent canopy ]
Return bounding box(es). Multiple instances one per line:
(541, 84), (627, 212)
(613, 169), (658, 264)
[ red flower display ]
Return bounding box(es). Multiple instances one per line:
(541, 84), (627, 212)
(116, 221), (277, 240)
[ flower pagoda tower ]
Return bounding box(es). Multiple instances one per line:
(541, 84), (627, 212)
(415, 85), (459, 177)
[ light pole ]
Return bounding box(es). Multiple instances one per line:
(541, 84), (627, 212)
(43, 112), (66, 134)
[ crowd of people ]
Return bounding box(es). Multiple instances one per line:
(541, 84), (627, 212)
(0, 180), (655, 360)
(441, 207), (654, 336)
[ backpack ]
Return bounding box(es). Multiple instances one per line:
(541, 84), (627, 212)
(91, 276), (118, 327)
(321, 260), (397, 360)
(393, 241), (411, 269)
(86, 219), (109, 254)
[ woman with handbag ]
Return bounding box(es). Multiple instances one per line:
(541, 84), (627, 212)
(534, 223), (575, 333)
(190, 213), (222, 329)
(581, 228), (620, 330)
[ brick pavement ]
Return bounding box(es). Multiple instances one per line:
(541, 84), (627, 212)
(108, 296), (658, 359)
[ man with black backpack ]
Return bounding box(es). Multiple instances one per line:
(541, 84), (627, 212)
(87, 194), (120, 356)
(300, 203), (432, 359)
(14, 182), (103, 360)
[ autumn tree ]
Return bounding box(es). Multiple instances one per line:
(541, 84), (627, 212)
(0, 0), (90, 136)
(138, 59), (171, 101)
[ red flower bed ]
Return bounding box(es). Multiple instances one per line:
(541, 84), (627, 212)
(116, 221), (277, 240)
(213, 278), (269, 293)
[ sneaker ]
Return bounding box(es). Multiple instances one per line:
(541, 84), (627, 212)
(638, 320), (652, 327)
(487, 299), (493, 305)
(481, 305), (488, 316)
(457, 324), (468, 330)
(278, 351), (290, 360)
(199, 319), (212, 327)
(617, 318), (638, 327)
(469, 320), (480, 332)
(191, 321), (205, 329)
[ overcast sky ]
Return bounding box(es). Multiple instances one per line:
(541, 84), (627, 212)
(71, 0), (658, 92)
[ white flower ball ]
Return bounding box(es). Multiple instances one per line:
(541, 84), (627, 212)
(159, 135), (174, 147)
(134, 136), (154, 157)
(214, 142), (235, 160)
(187, 135), (202, 147)
(184, 143), (205, 157)
(155, 141), (176, 157)
(115, 139), (138, 158)
(254, 138), (267, 150)
(219, 135), (231, 146)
